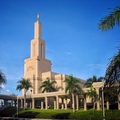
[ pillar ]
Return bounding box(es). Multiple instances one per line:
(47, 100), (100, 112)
(17, 100), (19, 108)
(84, 95), (87, 111)
(45, 97), (48, 109)
(30, 100), (32, 108)
(61, 98), (64, 109)
(41, 101), (44, 109)
(14, 100), (17, 107)
(56, 96), (59, 109)
(4, 99), (8, 106)
(65, 98), (67, 110)
(32, 98), (35, 109)
(106, 101), (109, 110)
(80, 98), (83, 107)
(11, 100), (13, 107)
(54, 97), (56, 110)
(96, 88), (100, 110)
(21, 99), (23, 108)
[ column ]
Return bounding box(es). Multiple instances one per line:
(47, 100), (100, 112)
(32, 98), (35, 109)
(84, 95), (87, 111)
(65, 98), (67, 110)
(11, 100), (13, 107)
(80, 98), (83, 107)
(41, 101), (44, 109)
(106, 101), (109, 110)
(54, 97), (57, 110)
(76, 95), (79, 110)
(56, 96), (59, 109)
(14, 100), (17, 107)
(96, 88), (100, 110)
(45, 97), (48, 109)
(4, 100), (8, 106)
(30, 100), (32, 108)
(21, 99), (23, 108)
(61, 98), (64, 109)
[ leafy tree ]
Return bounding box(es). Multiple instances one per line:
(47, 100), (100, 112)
(99, 6), (120, 31)
(105, 50), (120, 87)
(0, 69), (6, 91)
(16, 78), (32, 109)
(99, 6), (120, 86)
(64, 75), (83, 112)
(86, 86), (98, 110)
(39, 77), (57, 93)
(99, 6), (120, 108)
(84, 75), (104, 88)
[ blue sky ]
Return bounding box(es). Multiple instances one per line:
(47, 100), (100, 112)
(0, 0), (120, 95)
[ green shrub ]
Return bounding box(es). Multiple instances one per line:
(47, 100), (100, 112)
(69, 110), (103, 120)
(105, 110), (120, 120)
(17, 111), (39, 118)
(1, 107), (120, 120)
(0, 107), (17, 117)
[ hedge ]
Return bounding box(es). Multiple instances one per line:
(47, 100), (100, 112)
(1, 107), (120, 120)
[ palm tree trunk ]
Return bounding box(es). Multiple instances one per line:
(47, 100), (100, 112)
(93, 102), (95, 110)
(72, 93), (75, 112)
(24, 93), (26, 109)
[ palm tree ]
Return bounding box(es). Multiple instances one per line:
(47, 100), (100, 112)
(104, 50), (120, 107)
(84, 75), (104, 88)
(105, 50), (120, 87)
(64, 75), (83, 112)
(86, 86), (98, 110)
(39, 77), (57, 108)
(16, 78), (32, 109)
(39, 77), (57, 93)
(0, 69), (6, 91)
(99, 6), (120, 31)
(99, 6), (120, 107)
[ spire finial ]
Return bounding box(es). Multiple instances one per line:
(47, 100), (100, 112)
(37, 13), (40, 21)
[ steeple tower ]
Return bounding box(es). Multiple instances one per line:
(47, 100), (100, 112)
(34, 14), (41, 39)
(24, 14), (51, 94)
(31, 14), (45, 59)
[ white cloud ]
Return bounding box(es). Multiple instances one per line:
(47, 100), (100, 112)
(64, 52), (72, 55)
(87, 64), (106, 69)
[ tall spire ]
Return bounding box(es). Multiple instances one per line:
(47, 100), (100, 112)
(37, 13), (40, 21)
(34, 13), (41, 39)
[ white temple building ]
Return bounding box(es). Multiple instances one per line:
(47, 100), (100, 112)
(19, 14), (106, 110)
(1, 14), (113, 111)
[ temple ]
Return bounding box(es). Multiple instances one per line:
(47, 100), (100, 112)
(19, 15), (105, 110)
(18, 14), (105, 110)
(2, 14), (119, 111)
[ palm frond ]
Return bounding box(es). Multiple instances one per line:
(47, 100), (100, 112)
(39, 77), (57, 93)
(16, 78), (33, 91)
(84, 75), (103, 87)
(64, 75), (82, 95)
(99, 6), (120, 31)
(0, 69), (6, 85)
